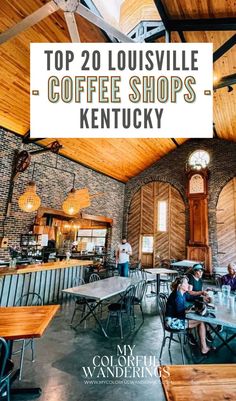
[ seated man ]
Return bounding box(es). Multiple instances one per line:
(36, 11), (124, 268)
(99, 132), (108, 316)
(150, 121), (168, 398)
(221, 263), (236, 291)
(187, 264), (208, 297)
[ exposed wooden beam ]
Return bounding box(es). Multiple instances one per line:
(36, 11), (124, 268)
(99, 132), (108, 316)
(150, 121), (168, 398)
(171, 138), (180, 147)
(213, 34), (236, 63)
(169, 18), (236, 31)
(81, 213), (113, 224)
(153, 0), (171, 30)
(178, 31), (187, 42)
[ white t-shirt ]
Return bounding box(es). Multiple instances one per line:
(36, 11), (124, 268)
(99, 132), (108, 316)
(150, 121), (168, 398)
(117, 243), (132, 264)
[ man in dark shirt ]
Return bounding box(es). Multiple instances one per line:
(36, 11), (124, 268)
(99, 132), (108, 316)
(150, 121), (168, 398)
(221, 263), (236, 291)
(188, 264), (208, 297)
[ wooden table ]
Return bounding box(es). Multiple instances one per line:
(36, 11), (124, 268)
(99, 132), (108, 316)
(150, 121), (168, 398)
(0, 305), (59, 397)
(0, 305), (59, 339)
(159, 364), (236, 401)
(63, 276), (138, 337)
(144, 268), (178, 295)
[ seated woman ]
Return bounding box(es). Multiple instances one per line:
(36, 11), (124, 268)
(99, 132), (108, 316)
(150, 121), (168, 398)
(221, 263), (236, 291)
(165, 276), (212, 354)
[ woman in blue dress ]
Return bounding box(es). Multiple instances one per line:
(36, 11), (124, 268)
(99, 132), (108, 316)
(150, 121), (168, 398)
(165, 276), (211, 355)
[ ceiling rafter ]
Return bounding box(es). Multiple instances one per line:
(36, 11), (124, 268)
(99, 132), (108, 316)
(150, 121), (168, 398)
(153, 0), (171, 30)
(168, 18), (236, 31)
(213, 34), (236, 63)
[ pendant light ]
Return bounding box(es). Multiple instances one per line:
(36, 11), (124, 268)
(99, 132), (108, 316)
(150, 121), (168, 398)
(62, 188), (80, 216)
(18, 181), (41, 212)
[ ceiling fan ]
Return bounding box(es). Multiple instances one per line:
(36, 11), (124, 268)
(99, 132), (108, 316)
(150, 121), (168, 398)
(0, 0), (135, 44)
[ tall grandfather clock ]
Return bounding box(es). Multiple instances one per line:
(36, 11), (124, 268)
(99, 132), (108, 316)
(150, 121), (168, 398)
(186, 150), (212, 274)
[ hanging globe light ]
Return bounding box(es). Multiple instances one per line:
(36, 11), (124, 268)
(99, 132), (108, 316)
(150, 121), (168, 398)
(62, 188), (80, 216)
(18, 181), (41, 212)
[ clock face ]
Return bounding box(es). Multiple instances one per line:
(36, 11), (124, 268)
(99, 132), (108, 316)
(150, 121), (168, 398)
(189, 174), (205, 194)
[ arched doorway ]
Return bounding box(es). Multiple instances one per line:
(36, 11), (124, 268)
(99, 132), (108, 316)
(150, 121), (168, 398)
(127, 181), (186, 267)
(216, 177), (236, 267)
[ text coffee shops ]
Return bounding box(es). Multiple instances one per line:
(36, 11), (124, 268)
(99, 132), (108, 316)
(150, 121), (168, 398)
(0, 1), (236, 401)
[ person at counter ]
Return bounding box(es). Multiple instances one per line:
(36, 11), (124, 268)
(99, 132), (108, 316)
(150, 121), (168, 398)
(116, 238), (132, 277)
(221, 263), (236, 291)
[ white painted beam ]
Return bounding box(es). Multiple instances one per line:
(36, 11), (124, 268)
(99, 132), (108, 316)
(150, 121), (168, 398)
(64, 12), (81, 42)
(0, 1), (59, 44)
(76, 3), (136, 43)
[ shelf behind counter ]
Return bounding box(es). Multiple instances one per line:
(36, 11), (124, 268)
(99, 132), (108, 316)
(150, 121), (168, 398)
(0, 260), (93, 307)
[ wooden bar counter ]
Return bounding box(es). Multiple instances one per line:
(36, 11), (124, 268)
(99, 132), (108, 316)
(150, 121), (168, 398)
(0, 260), (93, 307)
(0, 260), (92, 277)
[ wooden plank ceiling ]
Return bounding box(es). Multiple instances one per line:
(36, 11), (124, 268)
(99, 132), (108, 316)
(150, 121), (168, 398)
(158, 0), (236, 143)
(0, 0), (235, 182)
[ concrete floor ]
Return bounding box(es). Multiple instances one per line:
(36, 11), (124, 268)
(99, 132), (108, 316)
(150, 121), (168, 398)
(11, 295), (236, 401)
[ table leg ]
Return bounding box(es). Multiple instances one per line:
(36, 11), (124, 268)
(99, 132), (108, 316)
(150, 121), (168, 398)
(72, 300), (109, 338)
(7, 341), (42, 399)
(208, 324), (236, 355)
(156, 274), (160, 296)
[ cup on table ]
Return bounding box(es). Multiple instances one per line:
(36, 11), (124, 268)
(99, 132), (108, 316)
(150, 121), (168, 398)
(222, 285), (231, 297)
(218, 291), (223, 304)
(229, 296), (235, 310)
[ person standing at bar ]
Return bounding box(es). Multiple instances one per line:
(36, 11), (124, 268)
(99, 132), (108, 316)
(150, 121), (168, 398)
(116, 237), (132, 277)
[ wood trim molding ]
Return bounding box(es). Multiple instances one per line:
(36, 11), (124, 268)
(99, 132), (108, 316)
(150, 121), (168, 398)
(36, 207), (113, 225)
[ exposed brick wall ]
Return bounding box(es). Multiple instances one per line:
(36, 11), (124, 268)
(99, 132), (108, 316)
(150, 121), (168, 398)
(123, 138), (236, 269)
(0, 129), (125, 259)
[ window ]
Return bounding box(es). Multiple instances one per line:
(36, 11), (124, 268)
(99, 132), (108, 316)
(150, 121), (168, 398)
(157, 201), (167, 232)
(77, 229), (107, 251)
(142, 236), (154, 253)
(188, 150), (210, 170)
